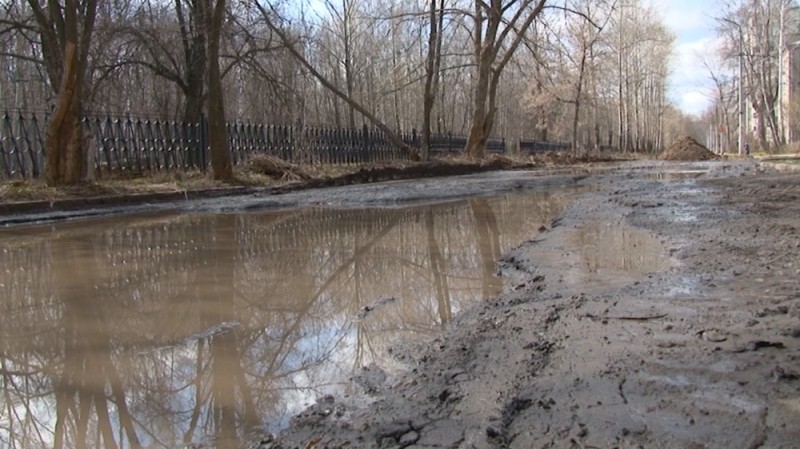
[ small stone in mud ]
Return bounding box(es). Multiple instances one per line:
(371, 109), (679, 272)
(399, 431), (419, 445)
(379, 437), (397, 448)
(697, 329), (727, 342)
(376, 421), (412, 440)
(417, 420), (464, 447)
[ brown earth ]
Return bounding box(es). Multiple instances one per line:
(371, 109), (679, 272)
(3, 156), (797, 448)
(0, 153), (624, 216)
(265, 161), (800, 449)
(658, 136), (718, 161)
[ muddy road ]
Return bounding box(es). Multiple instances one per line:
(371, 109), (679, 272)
(265, 160), (800, 449)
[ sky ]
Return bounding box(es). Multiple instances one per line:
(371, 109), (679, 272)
(654, 0), (722, 116)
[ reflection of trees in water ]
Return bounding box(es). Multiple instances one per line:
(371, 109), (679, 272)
(0, 192), (566, 448)
(570, 222), (666, 278)
(427, 208), (451, 326)
(470, 198), (503, 300)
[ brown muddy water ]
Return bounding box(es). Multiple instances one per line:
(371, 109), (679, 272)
(0, 191), (570, 449)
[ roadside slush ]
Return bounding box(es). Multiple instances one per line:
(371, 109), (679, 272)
(269, 159), (800, 449)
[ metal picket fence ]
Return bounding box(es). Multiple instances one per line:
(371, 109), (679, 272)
(0, 111), (513, 180)
(518, 139), (571, 154)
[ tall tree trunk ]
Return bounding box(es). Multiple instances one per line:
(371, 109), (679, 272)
(46, 43), (84, 185)
(422, 0), (443, 161)
(204, 0), (233, 180)
(343, 6), (356, 130)
(571, 46), (588, 153)
(28, 0), (98, 186)
(177, 0), (207, 123)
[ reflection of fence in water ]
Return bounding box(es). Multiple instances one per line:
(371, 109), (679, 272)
(0, 245), (56, 352)
(0, 193), (565, 346)
(0, 194), (565, 336)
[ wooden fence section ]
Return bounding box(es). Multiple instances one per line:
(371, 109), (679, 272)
(0, 112), (517, 180)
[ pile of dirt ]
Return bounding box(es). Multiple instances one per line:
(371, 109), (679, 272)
(658, 136), (718, 161)
(250, 155), (313, 180)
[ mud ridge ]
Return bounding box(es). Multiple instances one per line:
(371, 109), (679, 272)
(268, 160), (800, 449)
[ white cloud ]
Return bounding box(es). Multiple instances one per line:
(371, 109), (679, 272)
(681, 91), (713, 116)
(652, 0), (727, 115)
(668, 35), (729, 115)
(658, 0), (708, 34)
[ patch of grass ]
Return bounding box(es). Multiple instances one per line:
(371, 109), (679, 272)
(0, 180), (67, 203)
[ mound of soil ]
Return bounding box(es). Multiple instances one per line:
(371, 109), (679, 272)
(250, 155), (313, 180)
(659, 136), (718, 161)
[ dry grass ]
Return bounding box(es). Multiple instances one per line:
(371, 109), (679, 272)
(0, 170), (239, 204)
(0, 152), (634, 204)
(0, 180), (67, 202)
(0, 162), (366, 204)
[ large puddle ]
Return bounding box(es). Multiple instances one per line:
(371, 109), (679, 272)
(0, 192), (568, 448)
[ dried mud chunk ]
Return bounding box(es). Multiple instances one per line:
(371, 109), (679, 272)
(696, 329), (728, 343)
(772, 366), (800, 381)
(782, 327), (800, 338)
(732, 340), (786, 353)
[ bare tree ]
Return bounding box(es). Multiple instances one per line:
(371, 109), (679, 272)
(253, 0), (420, 160)
(559, 0), (615, 152)
(116, 0), (208, 122)
(703, 55), (737, 153)
(421, 0), (445, 161)
(715, 0), (785, 150)
(463, 0), (547, 158)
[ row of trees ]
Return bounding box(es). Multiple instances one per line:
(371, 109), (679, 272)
(0, 0), (680, 185)
(702, 0), (800, 153)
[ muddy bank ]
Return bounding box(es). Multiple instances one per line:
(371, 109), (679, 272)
(0, 154), (622, 222)
(268, 160), (800, 449)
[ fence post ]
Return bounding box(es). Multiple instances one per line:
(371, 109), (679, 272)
(362, 124), (369, 162)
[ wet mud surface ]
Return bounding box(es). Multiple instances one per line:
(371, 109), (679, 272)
(0, 154), (617, 224)
(268, 160), (800, 449)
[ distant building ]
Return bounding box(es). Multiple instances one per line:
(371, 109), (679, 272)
(780, 6), (800, 143)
